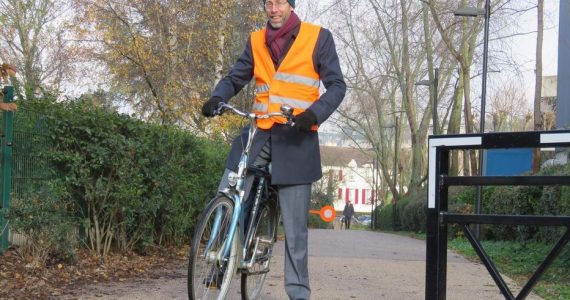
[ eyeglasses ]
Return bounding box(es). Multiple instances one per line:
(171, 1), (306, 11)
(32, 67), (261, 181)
(264, 0), (289, 10)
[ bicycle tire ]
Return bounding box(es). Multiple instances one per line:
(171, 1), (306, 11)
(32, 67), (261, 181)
(240, 199), (278, 300)
(188, 196), (238, 300)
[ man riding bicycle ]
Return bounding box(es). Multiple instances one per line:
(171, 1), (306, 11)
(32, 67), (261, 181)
(201, 1), (345, 299)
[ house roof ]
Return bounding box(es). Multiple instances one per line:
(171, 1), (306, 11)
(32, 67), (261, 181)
(320, 145), (374, 168)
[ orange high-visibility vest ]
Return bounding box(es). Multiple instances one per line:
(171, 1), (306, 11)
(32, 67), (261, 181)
(250, 22), (321, 130)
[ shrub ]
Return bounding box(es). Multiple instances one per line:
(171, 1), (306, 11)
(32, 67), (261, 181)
(400, 190), (427, 233)
(9, 99), (228, 259)
(308, 214), (330, 229)
(377, 195), (411, 231)
(5, 193), (78, 266)
(449, 185), (496, 214)
(533, 164), (570, 243)
(376, 203), (393, 230)
(450, 163), (570, 242)
(447, 202), (473, 239)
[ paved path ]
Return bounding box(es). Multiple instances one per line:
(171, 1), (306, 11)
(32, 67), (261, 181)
(64, 229), (542, 300)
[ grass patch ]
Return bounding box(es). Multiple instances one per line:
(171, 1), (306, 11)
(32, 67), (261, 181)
(448, 238), (570, 300)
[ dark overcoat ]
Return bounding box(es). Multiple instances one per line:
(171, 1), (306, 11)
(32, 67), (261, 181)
(211, 24), (346, 185)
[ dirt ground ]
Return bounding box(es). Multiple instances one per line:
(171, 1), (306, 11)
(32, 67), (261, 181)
(57, 229), (543, 300)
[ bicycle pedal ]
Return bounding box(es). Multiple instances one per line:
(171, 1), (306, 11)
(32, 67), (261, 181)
(246, 268), (270, 275)
(257, 237), (273, 245)
(203, 273), (224, 290)
(203, 277), (216, 288)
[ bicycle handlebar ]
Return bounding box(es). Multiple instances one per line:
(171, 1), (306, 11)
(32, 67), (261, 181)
(214, 102), (295, 125)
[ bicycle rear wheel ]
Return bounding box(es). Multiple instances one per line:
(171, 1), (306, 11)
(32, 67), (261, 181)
(188, 196), (238, 300)
(240, 200), (278, 300)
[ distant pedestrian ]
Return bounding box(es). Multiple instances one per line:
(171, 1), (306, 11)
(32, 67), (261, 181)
(343, 201), (354, 229)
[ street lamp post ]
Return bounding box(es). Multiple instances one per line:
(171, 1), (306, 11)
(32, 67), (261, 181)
(455, 0), (491, 238)
(434, 68), (439, 134)
(416, 68), (439, 135)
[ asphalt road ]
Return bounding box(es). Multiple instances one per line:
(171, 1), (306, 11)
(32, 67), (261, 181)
(65, 229), (542, 300)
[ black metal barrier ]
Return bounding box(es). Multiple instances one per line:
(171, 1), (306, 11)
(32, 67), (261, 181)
(425, 130), (570, 300)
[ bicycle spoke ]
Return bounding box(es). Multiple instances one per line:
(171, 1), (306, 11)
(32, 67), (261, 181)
(241, 201), (277, 300)
(188, 196), (238, 300)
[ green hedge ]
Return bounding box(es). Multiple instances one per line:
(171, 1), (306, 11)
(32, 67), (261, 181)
(449, 164), (570, 242)
(376, 196), (413, 231)
(307, 214), (330, 229)
(6, 99), (228, 259)
(401, 196), (426, 233)
(377, 159), (570, 238)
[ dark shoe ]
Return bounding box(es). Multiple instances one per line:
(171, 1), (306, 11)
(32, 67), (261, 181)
(203, 269), (224, 289)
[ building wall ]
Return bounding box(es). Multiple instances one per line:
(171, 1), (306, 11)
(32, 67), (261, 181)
(322, 161), (381, 214)
(541, 75), (557, 98)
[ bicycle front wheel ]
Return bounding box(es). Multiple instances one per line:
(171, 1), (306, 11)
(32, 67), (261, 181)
(188, 196), (238, 300)
(240, 200), (278, 300)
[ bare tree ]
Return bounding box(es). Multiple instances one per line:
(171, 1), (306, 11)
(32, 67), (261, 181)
(427, 0), (490, 176)
(325, 0), (461, 200)
(488, 79), (532, 132)
(325, 0), (402, 202)
(0, 0), (78, 99)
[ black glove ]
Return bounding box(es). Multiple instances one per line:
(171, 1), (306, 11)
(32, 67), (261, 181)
(202, 96), (224, 117)
(293, 110), (317, 132)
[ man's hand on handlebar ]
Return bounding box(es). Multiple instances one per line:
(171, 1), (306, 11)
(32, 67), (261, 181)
(206, 102), (299, 127)
(202, 96), (224, 117)
(293, 110), (316, 132)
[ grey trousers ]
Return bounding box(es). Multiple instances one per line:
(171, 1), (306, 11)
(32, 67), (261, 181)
(217, 138), (311, 300)
(278, 184), (311, 300)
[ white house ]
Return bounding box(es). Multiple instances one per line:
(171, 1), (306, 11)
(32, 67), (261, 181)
(319, 146), (382, 214)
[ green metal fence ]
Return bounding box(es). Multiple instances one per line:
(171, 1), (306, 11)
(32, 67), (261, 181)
(0, 86), (14, 251)
(0, 87), (52, 252)
(12, 104), (52, 198)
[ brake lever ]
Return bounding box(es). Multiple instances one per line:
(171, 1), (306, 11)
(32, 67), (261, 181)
(213, 102), (226, 116)
(280, 105), (295, 126)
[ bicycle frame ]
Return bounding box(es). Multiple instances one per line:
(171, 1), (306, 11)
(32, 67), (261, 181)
(208, 103), (292, 271)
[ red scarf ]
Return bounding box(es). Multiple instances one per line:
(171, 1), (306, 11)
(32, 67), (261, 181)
(265, 11), (301, 61)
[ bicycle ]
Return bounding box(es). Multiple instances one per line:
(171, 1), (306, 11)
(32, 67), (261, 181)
(188, 103), (294, 300)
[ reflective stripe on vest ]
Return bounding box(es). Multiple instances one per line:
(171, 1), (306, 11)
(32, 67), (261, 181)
(252, 102), (268, 112)
(256, 84), (270, 94)
(269, 95), (312, 110)
(273, 72), (320, 88)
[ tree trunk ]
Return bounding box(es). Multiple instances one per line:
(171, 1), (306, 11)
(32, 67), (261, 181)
(532, 0), (544, 173)
(400, 0), (424, 198)
(462, 67), (476, 175)
(449, 74), (464, 176)
(422, 2), (436, 133)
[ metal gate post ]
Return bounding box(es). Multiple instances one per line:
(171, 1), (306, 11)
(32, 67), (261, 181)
(426, 143), (450, 299)
(437, 149), (450, 298)
(426, 131), (570, 300)
(426, 143), (440, 298)
(0, 85), (14, 252)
